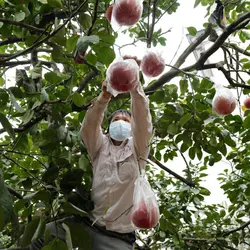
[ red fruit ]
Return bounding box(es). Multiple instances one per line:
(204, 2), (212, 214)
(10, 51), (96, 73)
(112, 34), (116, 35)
(132, 200), (159, 229)
(106, 5), (113, 22)
(244, 97), (250, 109)
(213, 96), (236, 115)
(141, 52), (165, 77)
(73, 51), (87, 64)
(107, 60), (139, 92)
(123, 55), (141, 67)
(112, 0), (142, 26)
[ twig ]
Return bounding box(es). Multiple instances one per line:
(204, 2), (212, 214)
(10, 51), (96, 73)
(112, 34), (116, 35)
(147, 0), (158, 48)
(149, 154), (195, 187)
(7, 186), (23, 199)
(0, 18), (47, 33)
(155, 0), (178, 25)
(196, 12), (250, 67)
(223, 220), (250, 237)
(224, 42), (250, 57)
(87, 0), (99, 35)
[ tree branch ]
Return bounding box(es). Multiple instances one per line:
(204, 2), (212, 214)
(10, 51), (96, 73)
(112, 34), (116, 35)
(218, 65), (250, 89)
(77, 70), (99, 93)
(7, 187), (23, 199)
(224, 42), (250, 57)
(0, 36), (23, 47)
(87, 0), (99, 36)
(196, 12), (250, 68)
(174, 24), (212, 68)
(149, 154), (195, 187)
(0, 18), (47, 33)
(0, 112), (46, 134)
(223, 220), (250, 237)
(147, 0), (158, 48)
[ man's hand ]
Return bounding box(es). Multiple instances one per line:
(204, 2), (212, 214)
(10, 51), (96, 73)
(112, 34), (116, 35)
(102, 80), (112, 100)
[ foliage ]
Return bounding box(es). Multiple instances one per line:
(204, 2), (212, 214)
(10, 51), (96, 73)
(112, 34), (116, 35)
(0, 0), (250, 249)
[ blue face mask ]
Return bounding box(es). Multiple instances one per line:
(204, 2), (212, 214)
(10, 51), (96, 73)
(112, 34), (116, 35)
(109, 120), (131, 142)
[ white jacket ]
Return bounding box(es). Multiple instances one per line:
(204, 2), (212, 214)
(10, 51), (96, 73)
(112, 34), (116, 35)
(81, 83), (152, 233)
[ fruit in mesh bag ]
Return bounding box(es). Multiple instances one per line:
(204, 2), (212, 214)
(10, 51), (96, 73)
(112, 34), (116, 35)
(132, 200), (159, 229)
(107, 60), (139, 92)
(141, 52), (165, 77)
(243, 97), (250, 109)
(212, 91), (236, 115)
(112, 0), (142, 26)
(106, 5), (113, 22)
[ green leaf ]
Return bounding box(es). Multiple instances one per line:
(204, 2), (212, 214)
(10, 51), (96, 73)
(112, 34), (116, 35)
(194, 0), (202, 8)
(0, 0), (4, 7)
(243, 115), (250, 128)
(179, 79), (188, 95)
(72, 92), (85, 107)
(62, 202), (88, 217)
(15, 12), (26, 22)
(21, 218), (40, 247)
(189, 147), (195, 160)
(9, 90), (25, 113)
(66, 221), (91, 249)
(179, 113), (192, 126)
(167, 123), (178, 135)
(93, 46), (115, 66)
(47, 0), (63, 8)
(79, 14), (92, 30)
(62, 223), (73, 250)
(0, 77), (4, 86)
(187, 26), (197, 36)
(52, 27), (66, 46)
(79, 155), (90, 171)
(0, 113), (15, 139)
(45, 72), (62, 85)
(32, 217), (46, 241)
(0, 89), (9, 107)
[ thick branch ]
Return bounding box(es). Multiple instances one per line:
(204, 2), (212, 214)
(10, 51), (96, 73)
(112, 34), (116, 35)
(196, 12), (250, 67)
(0, 18), (47, 33)
(77, 70), (99, 93)
(223, 220), (250, 237)
(7, 187), (23, 199)
(0, 60), (55, 69)
(149, 154), (195, 187)
(174, 24), (212, 68)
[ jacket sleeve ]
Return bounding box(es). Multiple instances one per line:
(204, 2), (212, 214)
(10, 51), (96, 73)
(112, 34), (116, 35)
(130, 83), (153, 169)
(80, 94), (110, 161)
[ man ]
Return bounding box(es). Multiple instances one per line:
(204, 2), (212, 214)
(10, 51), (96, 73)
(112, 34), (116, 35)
(80, 79), (153, 249)
(30, 79), (152, 250)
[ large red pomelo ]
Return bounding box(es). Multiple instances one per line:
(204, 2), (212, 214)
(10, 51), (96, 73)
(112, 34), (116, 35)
(141, 52), (165, 77)
(244, 97), (250, 109)
(213, 96), (236, 115)
(132, 200), (159, 229)
(106, 5), (113, 22)
(112, 0), (142, 26)
(107, 60), (139, 92)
